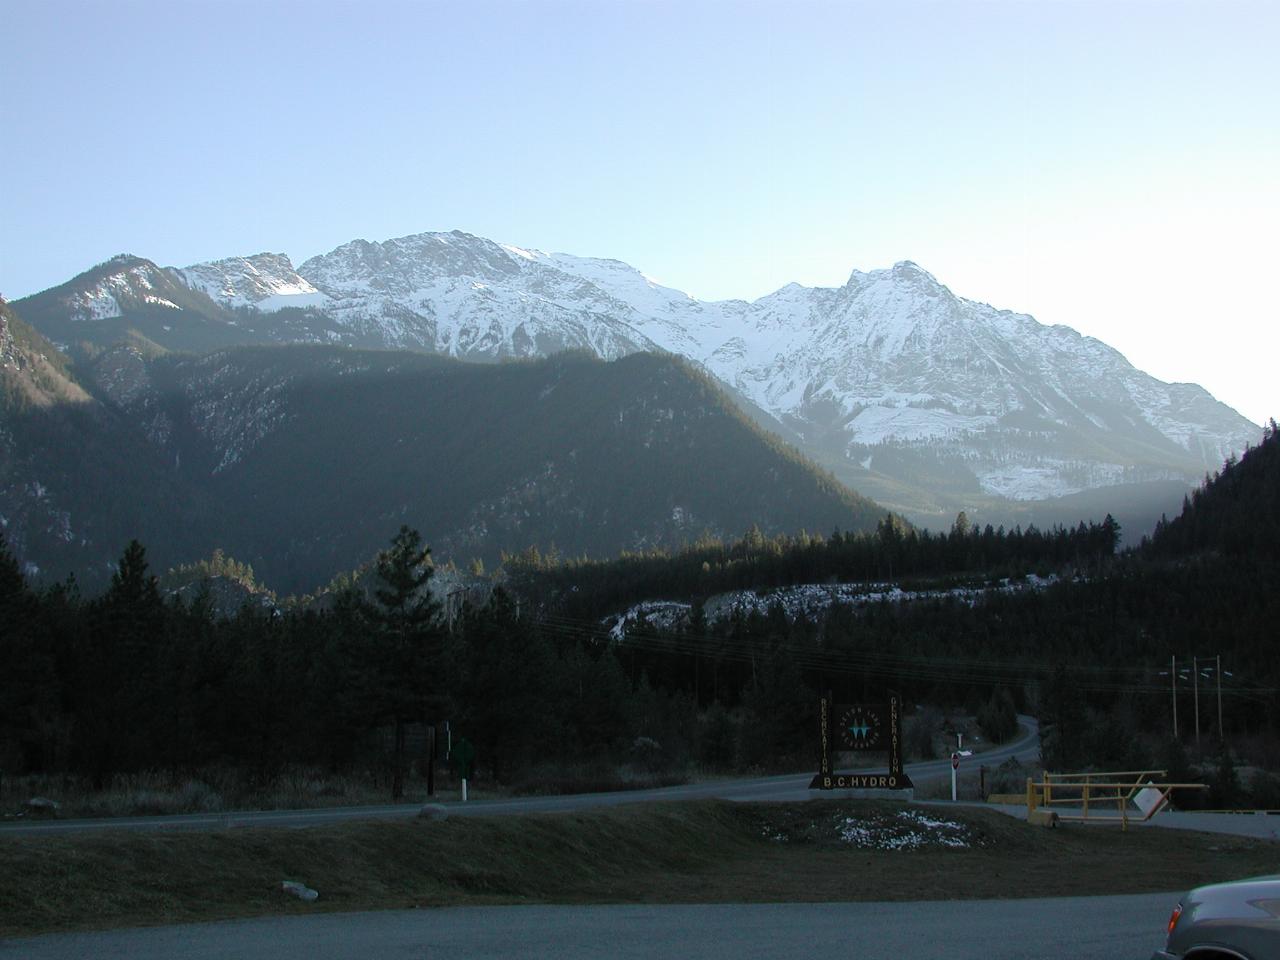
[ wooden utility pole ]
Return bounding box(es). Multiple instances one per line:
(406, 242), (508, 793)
(1217, 654), (1224, 741)
(1193, 655), (1201, 755)
(427, 725), (436, 797)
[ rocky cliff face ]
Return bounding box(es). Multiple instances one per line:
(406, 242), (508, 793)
(173, 253), (330, 312)
(296, 232), (669, 358)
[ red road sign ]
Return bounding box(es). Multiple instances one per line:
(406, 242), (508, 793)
(951, 752), (960, 769)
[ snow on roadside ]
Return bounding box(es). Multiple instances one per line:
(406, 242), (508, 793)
(762, 808), (984, 850)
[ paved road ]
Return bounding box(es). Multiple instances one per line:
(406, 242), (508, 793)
(0, 720), (1041, 836)
(0, 894), (1178, 959)
(1145, 810), (1280, 840)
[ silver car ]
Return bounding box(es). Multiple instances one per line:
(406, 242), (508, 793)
(1152, 874), (1280, 960)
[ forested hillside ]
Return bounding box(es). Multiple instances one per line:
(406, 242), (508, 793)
(11, 255), (250, 354)
(3, 318), (889, 591)
(195, 347), (886, 592)
(508, 512), (1121, 621)
(1147, 419), (1280, 560)
(1, 299), (88, 409)
(1, 300), (217, 577)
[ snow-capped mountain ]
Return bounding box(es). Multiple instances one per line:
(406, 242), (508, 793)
(59, 255), (189, 323)
(16, 231), (1262, 525)
(284, 231), (1258, 509)
(295, 233), (675, 358)
(174, 253), (330, 313)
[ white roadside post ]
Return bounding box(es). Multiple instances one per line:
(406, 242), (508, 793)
(951, 751), (960, 801)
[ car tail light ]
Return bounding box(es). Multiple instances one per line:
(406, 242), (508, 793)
(1167, 903), (1183, 937)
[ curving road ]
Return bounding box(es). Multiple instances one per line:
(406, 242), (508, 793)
(0, 719), (1041, 835)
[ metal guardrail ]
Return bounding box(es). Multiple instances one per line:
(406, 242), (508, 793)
(1026, 769), (1209, 830)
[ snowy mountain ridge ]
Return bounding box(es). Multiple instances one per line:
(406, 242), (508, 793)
(16, 231), (1261, 518)
(65, 256), (185, 322)
(282, 231), (1255, 505)
(175, 253), (330, 313)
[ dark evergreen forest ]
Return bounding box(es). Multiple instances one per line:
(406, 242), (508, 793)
(2, 423), (1277, 807)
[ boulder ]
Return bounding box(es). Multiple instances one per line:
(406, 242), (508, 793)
(280, 880), (319, 902)
(24, 797), (60, 817)
(418, 803), (449, 821)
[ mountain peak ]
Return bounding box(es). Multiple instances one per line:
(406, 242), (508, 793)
(79, 254), (161, 282)
(890, 260), (938, 283)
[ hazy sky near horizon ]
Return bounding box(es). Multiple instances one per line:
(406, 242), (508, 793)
(3, 0), (1277, 427)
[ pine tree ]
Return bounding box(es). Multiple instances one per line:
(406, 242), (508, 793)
(358, 526), (447, 800)
(0, 531), (24, 603)
(77, 540), (167, 782)
(107, 540), (161, 609)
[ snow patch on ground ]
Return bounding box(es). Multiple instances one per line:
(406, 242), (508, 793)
(846, 406), (998, 444)
(606, 600), (692, 640)
(762, 808), (983, 850)
(254, 290), (331, 312)
(67, 288), (123, 321)
(834, 810), (975, 849)
(605, 576), (1057, 638)
(977, 460), (1128, 501)
(703, 576), (1055, 625)
(178, 254), (331, 312)
(65, 263), (174, 321)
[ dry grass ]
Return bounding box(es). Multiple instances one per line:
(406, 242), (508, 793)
(1, 765), (692, 821)
(2, 798), (1275, 938)
(0, 767), (413, 819)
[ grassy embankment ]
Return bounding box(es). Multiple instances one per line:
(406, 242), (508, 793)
(3, 799), (1276, 938)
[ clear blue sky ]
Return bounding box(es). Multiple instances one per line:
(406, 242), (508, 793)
(3, 0), (1276, 426)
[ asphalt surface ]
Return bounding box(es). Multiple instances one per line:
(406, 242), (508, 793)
(0, 719), (1042, 835)
(0, 894), (1180, 959)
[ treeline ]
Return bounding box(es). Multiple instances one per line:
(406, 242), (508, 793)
(508, 512), (1122, 621)
(161, 548), (267, 595)
(0, 530), (800, 790)
(1147, 419), (1280, 561)
(594, 553), (1279, 759)
(4, 529), (1276, 800)
(4, 428), (1278, 804)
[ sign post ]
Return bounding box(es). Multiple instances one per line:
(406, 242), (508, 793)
(452, 737), (476, 803)
(951, 751), (960, 801)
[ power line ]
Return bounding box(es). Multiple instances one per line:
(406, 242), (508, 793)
(516, 610), (1280, 697)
